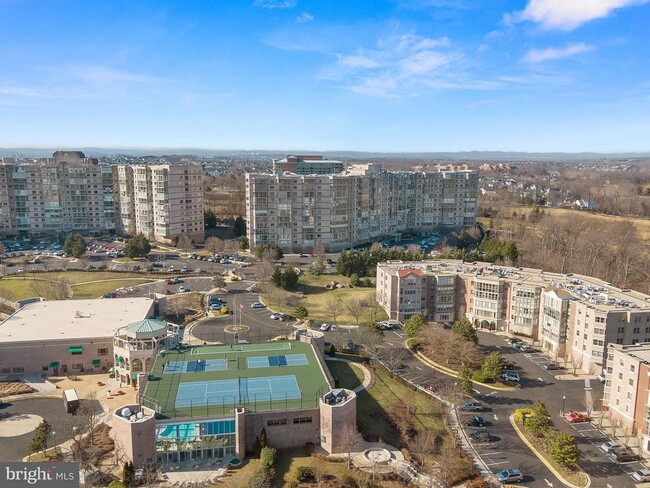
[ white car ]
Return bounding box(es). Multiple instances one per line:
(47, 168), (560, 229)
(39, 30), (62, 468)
(319, 323), (330, 331)
(599, 441), (621, 453)
(178, 287), (190, 293)
(330, 324), (338, 331)
(632, 470), (650, 482)
(270, 313), (282, 320)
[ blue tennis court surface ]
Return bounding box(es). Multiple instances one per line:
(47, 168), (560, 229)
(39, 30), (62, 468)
(164, 359), (227, 374)
(247, 354), (308, 369)
(175, 375), (301, 408)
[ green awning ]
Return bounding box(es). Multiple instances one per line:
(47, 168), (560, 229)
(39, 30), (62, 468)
(68, 346), (83, 353)
(132, 374), (139, 380)
(117, 356), (124, 362)
(92, 359), (101, 366)
(50, 361), (59, 368)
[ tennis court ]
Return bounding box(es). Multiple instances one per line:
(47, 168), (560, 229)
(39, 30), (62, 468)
(164, 358), (227, 374)
(247, 354), (308, 369)
(175, 375), (301, 408)
(191, 342), (291, 355)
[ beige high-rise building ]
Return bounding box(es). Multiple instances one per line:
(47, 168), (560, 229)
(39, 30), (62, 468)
(245, 169), (478, 253)
(0, 152), (204, 244)
(115, 164), (204, 244)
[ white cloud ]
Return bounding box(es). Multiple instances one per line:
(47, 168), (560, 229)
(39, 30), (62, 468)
(508, 0), (650, 31)
(296, 12), (314, 23)
(522, 43), (595, 63)
(324, 34), (463, 98)
(253, 0), (296, 9)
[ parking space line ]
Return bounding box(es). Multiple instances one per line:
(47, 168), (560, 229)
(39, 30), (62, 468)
(485, 461), (509, 467)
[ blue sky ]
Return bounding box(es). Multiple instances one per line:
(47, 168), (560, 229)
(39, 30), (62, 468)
(1, 0), (650, 152)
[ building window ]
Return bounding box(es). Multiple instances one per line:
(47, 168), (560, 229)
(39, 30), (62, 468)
(633, 328), (640, 334)
(72, 363), (84, 370)
(629, 379), (634, 386)
(12, 367), (24, 373)
(619, 372), (623, 380)
(98, 348), (109, 356)
(293, 417), (313, 424)
(266, 419), (287, 427)
(630, 365), (636, 373)
(42, 366), (49, 371)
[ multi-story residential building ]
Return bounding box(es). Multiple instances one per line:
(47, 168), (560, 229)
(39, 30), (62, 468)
(377, 260), (650, 373)
(603, 344), (650, 447)
(0, 152), (204, 244)
(246, 169), (478, 253)
(115, 164), (204, 244)
(272, 155), (344, 175)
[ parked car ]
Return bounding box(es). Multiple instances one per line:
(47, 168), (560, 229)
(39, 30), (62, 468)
(609, 449), (639, 463)
(632, 469), (650, 482)
(496, 469), (524, 483)
(501, 372), (520, 383)
(178, 287), (190, 293)
(506, 337), (523, 345)
(166, 278), (182, 285)
(251, 302), (266, 309)
(543, 362), (562, 370)
(469, 429), (491, 443)
(502, 361), (517, 370)
(599, 441), (621, 454)
(270, 313), (282, 320)
(565, 412), (589, 423)
(319, 323), (330, 331)
(459, 401), (484, 412)
(330, 324), (338, 331)
(181, 266), (190, 273)
(466, 416), (486, 427)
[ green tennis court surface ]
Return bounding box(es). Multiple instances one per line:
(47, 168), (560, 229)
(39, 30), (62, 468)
(143, 341), (331, 419)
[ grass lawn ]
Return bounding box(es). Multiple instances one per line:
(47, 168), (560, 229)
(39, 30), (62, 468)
(0, 272), (162, 301)
(480, 205), (650, 243)
(263, 272), (388, 324)
(325, 359), (364, 391)
(71, 279), (157, 299)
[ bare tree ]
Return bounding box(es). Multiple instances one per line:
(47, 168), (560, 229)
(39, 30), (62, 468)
(571, 354), (583, 375)
(345, 298), (366, 326)
(205, 237), (223, 254)
(256, 261), (275, 283)
(363, 298), (382, 326)
(328, 297), (342, 325)
(313, 240), (325, 258)
(212, 275), (226, 290)
(176, 235), (193, 252)
(339, 425), (364, 469)
(387, 403), (413, 443)
(377, 346), (408, 372)
(358, 325), (384, 358)
(310, 455), (326, 488)
(31, 278), (71, 300)
(408, 430), (442, 465)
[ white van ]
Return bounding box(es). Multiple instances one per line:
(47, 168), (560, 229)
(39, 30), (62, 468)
(63, 389), (80, 413)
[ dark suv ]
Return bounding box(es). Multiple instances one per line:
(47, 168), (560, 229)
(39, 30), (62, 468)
(609, 449), (639, 463)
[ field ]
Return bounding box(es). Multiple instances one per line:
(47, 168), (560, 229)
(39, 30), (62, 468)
(482, 205), (650, 243)
(263, 273), (388, 324)
(0, 272), (160, 301)
(0, 381), (36, 398)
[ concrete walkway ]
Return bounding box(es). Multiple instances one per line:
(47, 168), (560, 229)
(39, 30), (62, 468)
(324, 357), (372, 393)
(21, 375), (58, 393)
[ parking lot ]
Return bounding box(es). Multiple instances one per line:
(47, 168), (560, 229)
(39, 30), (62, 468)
(523, 351), (567, 376)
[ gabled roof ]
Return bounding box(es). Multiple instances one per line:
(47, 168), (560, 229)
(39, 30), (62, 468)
(398, 269), (423, 278)
(544, 286), (574, 300)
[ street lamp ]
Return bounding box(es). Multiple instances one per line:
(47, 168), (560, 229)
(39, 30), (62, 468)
(562, 395), (566, 416)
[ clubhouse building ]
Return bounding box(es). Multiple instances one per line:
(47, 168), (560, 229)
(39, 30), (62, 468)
(114, 334), (357, 468)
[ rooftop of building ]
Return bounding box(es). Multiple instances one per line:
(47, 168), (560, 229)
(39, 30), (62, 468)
(378, 259), (650, 312)
(0, 297), (155, 344)
(142, 340), (331, 420)
(608, 343), (650, 363)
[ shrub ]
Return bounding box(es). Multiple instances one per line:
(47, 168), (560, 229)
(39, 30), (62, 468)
(343, 473), (360, 487)
(350, 273), (361, 287)
(295, 465), (314, 481)
(259, 447), (277, 479)
(471, 370), (492, 383)
(514, 408), (534, 424)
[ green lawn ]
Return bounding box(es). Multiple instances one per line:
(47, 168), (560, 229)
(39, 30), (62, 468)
(264, 272), (388, 324)
(325, 359), (364, 391)
(0, 272), (163, 301)
(71, 279), (157, 299)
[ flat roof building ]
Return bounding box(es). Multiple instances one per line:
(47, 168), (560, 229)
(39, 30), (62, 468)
(272, 155), (344, 175)
(246, 169), (478, 253)
(377, 260), (650, 374)
(0, 297), (157, 377)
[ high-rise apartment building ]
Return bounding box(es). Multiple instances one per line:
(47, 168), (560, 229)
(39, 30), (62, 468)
(376, 260), (650, 374)
(272, 155), (344, 175)
(0, 152), (204, 244)
(246, 169), (478, 253)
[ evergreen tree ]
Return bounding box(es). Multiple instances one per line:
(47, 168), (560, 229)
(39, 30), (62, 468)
(27, 420), (52, 456)
(238, 235), (249, 251)
(259, 427), (268, 449)
(546, 431), (579, 467)
(63, 233), (87, 258)
(233, 216), (247, 237)
(457, 364), (474, 395)
(404, 313), (425, 337)
(122, 461), (136, 488)
(293, 306), (309, 320)
(452, 318), (478, 344)
(123, 234), (152, 259)
(480, 351), (503, 382)
(204, 209), (218, 229)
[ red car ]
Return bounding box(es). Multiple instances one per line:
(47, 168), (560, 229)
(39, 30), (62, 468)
(565, 412), (589, 423)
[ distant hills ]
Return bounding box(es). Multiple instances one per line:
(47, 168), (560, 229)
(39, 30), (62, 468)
(1, 147), (649, 161)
